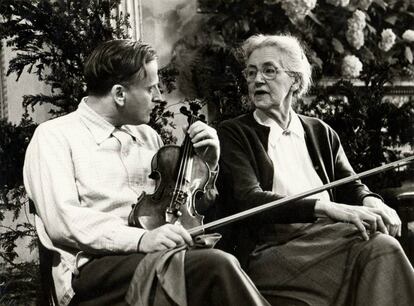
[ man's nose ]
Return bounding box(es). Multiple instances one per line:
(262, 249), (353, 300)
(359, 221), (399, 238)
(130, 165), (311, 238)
(152, 85), (163, 103)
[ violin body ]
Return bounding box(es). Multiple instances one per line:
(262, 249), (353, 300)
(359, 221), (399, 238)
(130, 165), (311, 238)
(128, 145), (210, 230)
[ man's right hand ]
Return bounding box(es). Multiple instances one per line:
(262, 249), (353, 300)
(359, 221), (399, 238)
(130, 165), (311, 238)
(139, 223), (194, 253)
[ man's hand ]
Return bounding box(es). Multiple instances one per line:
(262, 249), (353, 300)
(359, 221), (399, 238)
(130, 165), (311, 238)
(139, 224), (194, 253)
(363, 196), (401, 237)
(187, 121), (220, 171)
(315, 200), (395, 240)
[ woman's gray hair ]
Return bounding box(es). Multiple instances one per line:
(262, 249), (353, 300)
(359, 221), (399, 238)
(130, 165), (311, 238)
(242, 34), (312, 98)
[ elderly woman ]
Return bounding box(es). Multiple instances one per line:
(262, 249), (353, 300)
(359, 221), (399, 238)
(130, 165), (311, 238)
(216, 34), (414, 306)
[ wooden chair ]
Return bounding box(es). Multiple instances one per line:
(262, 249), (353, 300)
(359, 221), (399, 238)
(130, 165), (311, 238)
(29, 199), (58, 306)
(37, 241), (58, 306)
(397, 191), (414, 265)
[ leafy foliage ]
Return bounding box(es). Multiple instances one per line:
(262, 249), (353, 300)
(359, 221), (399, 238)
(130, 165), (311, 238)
(0, 115), (38, 303)
(0, 0), (130, 116)
(0, 113), (39, 305)
(193, 0), (414, 78)
(150, 64), (181, 145)
(169, 0), (413, 174)
(0, 113), (37, 240)
(297, 80), (413, 189)
(149, 100), (177, 145)
(0, 261), (40, 305)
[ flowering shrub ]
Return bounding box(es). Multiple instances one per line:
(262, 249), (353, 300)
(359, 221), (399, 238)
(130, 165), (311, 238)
(342, 54), (363, 78)
(172, 0), (413, 172)
(194, 0), (413, 80)
(280, 0), (317, 21)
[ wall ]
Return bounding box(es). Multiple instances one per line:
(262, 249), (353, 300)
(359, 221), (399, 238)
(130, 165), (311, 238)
(141, 0), (196, 68)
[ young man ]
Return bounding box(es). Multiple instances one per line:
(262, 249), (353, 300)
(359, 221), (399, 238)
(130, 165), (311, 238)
(24, 39), (269, 306)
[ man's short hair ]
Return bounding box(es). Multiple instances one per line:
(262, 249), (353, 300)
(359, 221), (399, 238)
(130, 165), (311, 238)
(84, 39), (157, 96)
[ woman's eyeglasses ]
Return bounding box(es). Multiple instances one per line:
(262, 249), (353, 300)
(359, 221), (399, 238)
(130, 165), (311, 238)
(243, 64), (290, 82)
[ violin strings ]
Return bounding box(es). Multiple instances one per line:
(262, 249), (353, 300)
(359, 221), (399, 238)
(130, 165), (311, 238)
(179, 115), (195, 189)
(173, 116), (193, 209)
(169, 115), (195, 213)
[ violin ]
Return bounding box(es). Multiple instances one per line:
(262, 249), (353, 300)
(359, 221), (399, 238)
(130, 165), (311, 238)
(128, 106), (210, 231)
(128, 106), (413, 237)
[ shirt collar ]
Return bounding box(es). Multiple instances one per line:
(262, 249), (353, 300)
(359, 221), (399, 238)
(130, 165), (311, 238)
(253, 108), (304, 141)
(77, 98), (116, 145)
(289, 110), (305, 139)
(77, 98), (145, 145)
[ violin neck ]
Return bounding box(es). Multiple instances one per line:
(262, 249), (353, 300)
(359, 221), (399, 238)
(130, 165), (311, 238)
(175, 116), (198, 188)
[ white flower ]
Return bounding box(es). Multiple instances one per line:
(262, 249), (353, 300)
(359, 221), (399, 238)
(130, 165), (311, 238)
(326, 0), (350, 7)
(346, 28), (365, 49)
(342, 55), (363, 78)
(348, 10), (367, 30)
(402, 30), (414, 42)
(280, 0), (317, 21)
(349, 10), (366, 31)
(346, 10), (366, 49)
(378, 28), (396, 52)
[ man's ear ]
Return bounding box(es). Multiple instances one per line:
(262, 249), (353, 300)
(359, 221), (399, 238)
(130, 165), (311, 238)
(111, 85), (126, 107)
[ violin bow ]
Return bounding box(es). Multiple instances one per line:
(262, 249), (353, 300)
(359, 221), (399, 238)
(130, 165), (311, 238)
(189, 155), (414, 236)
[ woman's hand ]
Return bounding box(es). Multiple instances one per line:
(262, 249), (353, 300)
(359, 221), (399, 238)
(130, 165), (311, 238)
(363, 196), (401, 237)
(315, 200), (394, 240)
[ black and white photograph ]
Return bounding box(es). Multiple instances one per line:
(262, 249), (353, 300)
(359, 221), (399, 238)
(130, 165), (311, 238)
(0, 0), (413, 305)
